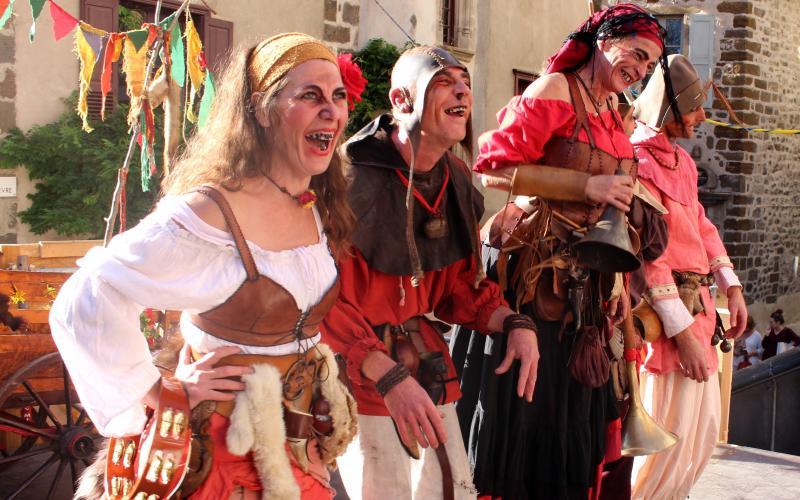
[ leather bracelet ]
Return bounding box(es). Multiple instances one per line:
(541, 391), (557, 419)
(376, 363), (411, 397)
(503, 313), (536, 334)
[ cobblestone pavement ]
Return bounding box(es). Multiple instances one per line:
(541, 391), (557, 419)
(2, 444), (798, 499)
(691, 444), (800, 500)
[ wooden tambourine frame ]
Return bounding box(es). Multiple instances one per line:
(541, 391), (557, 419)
(104, 378), (192, 499)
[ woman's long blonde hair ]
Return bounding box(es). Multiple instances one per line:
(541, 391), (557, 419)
(162, 42), (354, 258)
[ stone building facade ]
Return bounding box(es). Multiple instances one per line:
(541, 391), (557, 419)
(631, 0), (800, 304)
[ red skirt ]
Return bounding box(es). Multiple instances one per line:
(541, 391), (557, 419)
(189, 413), (332, 500)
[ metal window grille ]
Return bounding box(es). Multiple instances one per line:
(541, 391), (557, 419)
(442, 0), (457, 46)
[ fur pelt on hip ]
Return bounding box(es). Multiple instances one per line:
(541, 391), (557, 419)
(313, 343), (358, 464)
(226, 343), (359, 499)
(227, 363), (300, 500)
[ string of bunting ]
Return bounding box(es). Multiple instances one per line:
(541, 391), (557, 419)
(1, 0), (217, 192)
(704, 119), (800, 135)
(704, 82), (800, 135)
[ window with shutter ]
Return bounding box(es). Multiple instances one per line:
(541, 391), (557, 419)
(80, 0), (119, 117)
(688, 14), (714, 108)
(203, 18), (233, 74)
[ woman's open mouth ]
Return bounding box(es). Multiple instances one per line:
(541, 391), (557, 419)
(306, 131), (335, 152)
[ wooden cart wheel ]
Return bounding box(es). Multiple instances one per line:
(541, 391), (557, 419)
(0, 352), (99, 500)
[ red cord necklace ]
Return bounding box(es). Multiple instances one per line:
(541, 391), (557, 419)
(394, 164), (451, 239)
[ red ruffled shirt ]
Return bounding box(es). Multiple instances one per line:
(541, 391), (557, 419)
(321, 248), (504, 415)
(474, 97), (634, 172)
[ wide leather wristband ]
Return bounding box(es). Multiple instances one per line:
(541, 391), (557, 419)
(503, 313), (536, 335)
(376, 363), (411, 397)
(511, 165), (590, 202)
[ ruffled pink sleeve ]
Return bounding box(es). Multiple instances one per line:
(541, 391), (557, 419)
(474, 98), (573, 172)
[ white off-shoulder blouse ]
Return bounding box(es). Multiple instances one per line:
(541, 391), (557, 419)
(49, 196), (337, 437)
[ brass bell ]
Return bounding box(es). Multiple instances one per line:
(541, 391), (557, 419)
(573, 169), (640, 273)
(423, 214), (448, 239)
(620, 306), (679, 457)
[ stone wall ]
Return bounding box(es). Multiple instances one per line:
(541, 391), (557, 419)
(324, 0), (360, 51)
(637, 0), (800, 303)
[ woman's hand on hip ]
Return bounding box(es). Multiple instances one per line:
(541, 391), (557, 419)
(585, 174), (634, 212)
(383, 376), (447, 450)
(175, 344), (254, 408)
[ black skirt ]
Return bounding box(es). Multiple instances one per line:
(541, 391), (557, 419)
(452, 246), (617, 500)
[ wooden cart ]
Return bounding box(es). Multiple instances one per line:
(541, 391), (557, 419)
(0, 240), (101, 499)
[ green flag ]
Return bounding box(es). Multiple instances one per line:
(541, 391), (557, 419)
(126, 28), (148, 52)
(170, 22), (185, 87)
(28, 0), (45, 42)
(198, 71), (216, 128)
(0, 0), (15, 30)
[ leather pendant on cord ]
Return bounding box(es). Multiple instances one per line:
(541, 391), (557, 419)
(395, 165), (451, 239)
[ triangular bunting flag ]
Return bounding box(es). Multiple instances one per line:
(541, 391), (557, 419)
(100, 33), (124, 120)
(157, 11), (176, 31)
(82, 29), (105, 63)
(49, 1), (78, 41)
(75, 26), (99, 132)
(197, 70), (215, 128)
(126, 28), (148, 51)
(0, 0), (14, 30)
(185, 17), (205, 123)
(28, 0), (45, 42)
(170, 21), (185, 87)
(186, 18), (204, 89)
(49, 1), (79, 41)
(122, 33), (150, 100)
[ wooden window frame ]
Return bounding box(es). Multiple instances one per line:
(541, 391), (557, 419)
(442, 0), (457, 47)
(513, 69), (538, 96)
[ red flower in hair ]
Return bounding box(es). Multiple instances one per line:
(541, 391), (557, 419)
(337, 53), (368, 111)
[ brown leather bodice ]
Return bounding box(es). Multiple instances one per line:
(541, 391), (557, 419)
(188, 186), (340, 347)
(541, 73), (637, 226)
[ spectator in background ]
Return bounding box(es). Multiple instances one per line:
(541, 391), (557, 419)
(762, 309), (800, 360)
(733, 316), (762, 370)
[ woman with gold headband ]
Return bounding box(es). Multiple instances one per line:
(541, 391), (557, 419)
(51, 33), (359, 499)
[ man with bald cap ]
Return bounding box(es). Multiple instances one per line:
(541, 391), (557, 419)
(321, 45), (539, 499)
(629, 54), (748, 498)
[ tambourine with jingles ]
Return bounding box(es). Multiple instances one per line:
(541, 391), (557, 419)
(105, 378), (192, 499)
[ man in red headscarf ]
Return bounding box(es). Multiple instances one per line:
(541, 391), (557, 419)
(452, 4), (671, 498)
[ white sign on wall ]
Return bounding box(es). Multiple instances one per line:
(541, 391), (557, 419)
(0, 177), (17, 197)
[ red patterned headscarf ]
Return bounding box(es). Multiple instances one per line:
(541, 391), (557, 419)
(546, 3), (665, 75)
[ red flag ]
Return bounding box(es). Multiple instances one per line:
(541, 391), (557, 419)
(49, 1), (78, 41)
(100, 33), (124, 120)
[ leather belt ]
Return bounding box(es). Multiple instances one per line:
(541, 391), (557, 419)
(672, 270), (715, 286)
(190, 348), (316, 441)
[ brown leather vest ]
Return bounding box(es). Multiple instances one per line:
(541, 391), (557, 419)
(541, 73), (637, 226)
(188, 186), (340, 347)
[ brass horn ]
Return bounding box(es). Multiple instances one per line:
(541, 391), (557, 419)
(620, 308), (679, 456)
(573, 170), (640, 273)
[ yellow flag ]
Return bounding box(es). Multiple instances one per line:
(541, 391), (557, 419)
(75, 27), (98, 133)
(185, 18), (205, 123)
(122, 33), (149, 99)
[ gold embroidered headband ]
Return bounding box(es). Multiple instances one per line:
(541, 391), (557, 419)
(247, 32), (338, 93)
